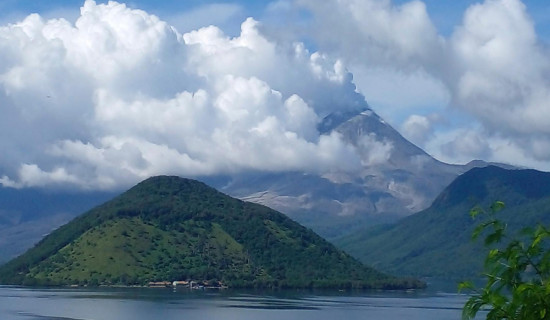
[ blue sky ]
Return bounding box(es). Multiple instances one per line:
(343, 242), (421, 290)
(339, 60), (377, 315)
(0, 0), (549, 190)
(403, 0), (550, 38)
(2, 0), (549, 46)
(3, 0), (549, 36)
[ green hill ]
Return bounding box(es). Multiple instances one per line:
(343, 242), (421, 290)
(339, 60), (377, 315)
(336, 166), (550, 278)
(0, 176), (422, 289)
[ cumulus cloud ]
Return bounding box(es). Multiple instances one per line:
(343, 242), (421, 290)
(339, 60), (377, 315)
(298, 0), (442, 68)
(448, 0), (550, 134)
(3, 0), (550, 192)
(0, 0), (365, 190)
(357, 134), (394, 166)
(440, 130), (491, 161)
(442, 0), (550, 166)
(401, 115), (433, 146)
(300, 0), (550, 170)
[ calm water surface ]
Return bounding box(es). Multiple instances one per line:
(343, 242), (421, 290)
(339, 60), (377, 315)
(0, 283), (473, 320)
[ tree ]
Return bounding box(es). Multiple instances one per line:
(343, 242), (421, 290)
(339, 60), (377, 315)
(460, 201), (550, 320)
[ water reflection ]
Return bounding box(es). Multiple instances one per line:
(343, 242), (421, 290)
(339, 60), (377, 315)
(0, 285), (470, 320)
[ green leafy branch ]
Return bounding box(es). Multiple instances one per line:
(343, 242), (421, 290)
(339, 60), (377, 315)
(460, 201), (550, 320)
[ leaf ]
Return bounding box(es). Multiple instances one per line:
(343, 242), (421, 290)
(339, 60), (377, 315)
(490, 201), (505, 213)
(458, 281), (475, 292)
(488, 249), (500, 259)
(462, 298), (484, 320)
(485, 228), (505, 245)
(461, 202), (550, 320)
(516, 283), (530, 294)
(472, 225), (485, 240)
(473, 220), (497, 240)
(532, 234), (544, 249)
(470, 206), (484, 219)
(531, 225), (550, 249)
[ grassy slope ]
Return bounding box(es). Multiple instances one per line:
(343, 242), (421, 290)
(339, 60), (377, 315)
(26, 217), (251, 285)
(0, 176), (423, 289)
(337, 166), (550, 278)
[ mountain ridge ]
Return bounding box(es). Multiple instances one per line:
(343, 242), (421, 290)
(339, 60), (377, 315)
(222, 107), (497, 239)
(0, 175), (423, 289)
(336, 166), (550, 278)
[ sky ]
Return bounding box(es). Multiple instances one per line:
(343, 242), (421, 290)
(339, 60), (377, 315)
(0, 0), (549, 191)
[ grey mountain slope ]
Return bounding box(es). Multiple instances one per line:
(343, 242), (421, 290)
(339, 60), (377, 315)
(219, 107), (487, 239)
(322, 108), (428, 159)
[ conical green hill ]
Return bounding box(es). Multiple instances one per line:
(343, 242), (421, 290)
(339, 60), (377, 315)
(0, 176), (422, 289)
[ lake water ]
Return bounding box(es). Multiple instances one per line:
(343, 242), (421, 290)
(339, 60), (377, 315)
(0, 283), (477, 320)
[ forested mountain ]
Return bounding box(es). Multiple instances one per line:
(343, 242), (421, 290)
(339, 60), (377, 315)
(0, 176), (422, 289)
(0, 108), (499, 262)
(337, 166), (550, 278)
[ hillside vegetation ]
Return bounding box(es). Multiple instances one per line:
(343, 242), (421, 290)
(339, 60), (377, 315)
(0, 176), (422, 289)
(337, 166), (550, 278)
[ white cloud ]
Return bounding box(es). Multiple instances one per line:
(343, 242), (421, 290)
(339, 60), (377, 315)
(0, 0), (365, 190)
(437, 0), (550, 166)
(488, 137), (550, 169)
(0, 164), (81, 189)
(448, 0), (550, 134)
(357, 134), (394, 166)
(401, 115), (432, 146)
(182, 18), (365, 115)
(298, 0), (442, 68)
(301, 0), (550, 170)
(3, 0), (550, 192)
(441, 130), (491, 161)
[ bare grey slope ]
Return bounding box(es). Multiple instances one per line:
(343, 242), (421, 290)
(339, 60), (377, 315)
(217, 108), (486, 239)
